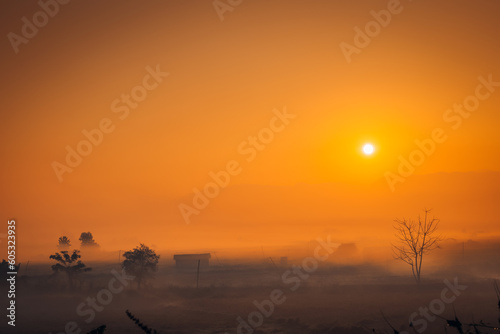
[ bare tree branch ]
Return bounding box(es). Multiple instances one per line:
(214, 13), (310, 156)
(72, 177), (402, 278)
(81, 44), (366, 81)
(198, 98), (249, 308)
(392, 209), (443, 284)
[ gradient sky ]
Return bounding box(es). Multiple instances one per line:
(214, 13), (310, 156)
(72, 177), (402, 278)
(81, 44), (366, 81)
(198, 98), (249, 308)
(1, 0), (499, 261)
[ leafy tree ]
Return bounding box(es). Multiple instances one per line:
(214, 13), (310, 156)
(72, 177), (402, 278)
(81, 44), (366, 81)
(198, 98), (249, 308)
(392, 209), (443, 284)
(122, 244), (159, 289)
(58, 236), (71, 250)
(49, 250), (91, 290)
(79, 232), (99, 248)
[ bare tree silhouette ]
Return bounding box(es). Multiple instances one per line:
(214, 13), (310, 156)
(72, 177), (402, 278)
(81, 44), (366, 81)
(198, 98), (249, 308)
(392, 209), (443, 284)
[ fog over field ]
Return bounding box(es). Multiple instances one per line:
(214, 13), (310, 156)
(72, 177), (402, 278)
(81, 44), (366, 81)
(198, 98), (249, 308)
(1, 237), (499, 333)
(2, 0), (500, 333)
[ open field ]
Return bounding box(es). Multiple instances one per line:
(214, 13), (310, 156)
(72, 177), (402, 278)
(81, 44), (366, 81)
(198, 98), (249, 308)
(3, 262), (499, 334)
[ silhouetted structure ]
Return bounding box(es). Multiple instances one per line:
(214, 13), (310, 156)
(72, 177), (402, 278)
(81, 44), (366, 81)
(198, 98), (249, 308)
(173, 253), (210, 269)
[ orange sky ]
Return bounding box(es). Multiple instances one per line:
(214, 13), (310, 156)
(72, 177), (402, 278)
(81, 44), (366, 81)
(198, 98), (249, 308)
(1, 0), (499, 262)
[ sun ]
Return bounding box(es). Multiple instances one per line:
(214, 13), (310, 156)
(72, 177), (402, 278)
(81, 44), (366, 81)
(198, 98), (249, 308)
(362, 143), (375, 156)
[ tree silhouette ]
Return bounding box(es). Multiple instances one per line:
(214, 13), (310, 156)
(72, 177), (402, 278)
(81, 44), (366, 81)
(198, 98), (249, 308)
(122, 244), (159, 289)
(58, 236), (71, 250)
(49, 250), (91, 290)
(392, 209), (443, 284)
(79, 232), (99, 248)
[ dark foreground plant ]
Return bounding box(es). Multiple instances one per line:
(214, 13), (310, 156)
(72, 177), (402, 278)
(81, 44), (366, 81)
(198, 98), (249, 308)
(86, 325), (106, 334)
(379, 283), (500, 334)
(125, 309), (159, 334)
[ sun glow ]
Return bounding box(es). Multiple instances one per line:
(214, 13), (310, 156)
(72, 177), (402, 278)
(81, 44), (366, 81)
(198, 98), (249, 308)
(362, 143), (375, 156)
